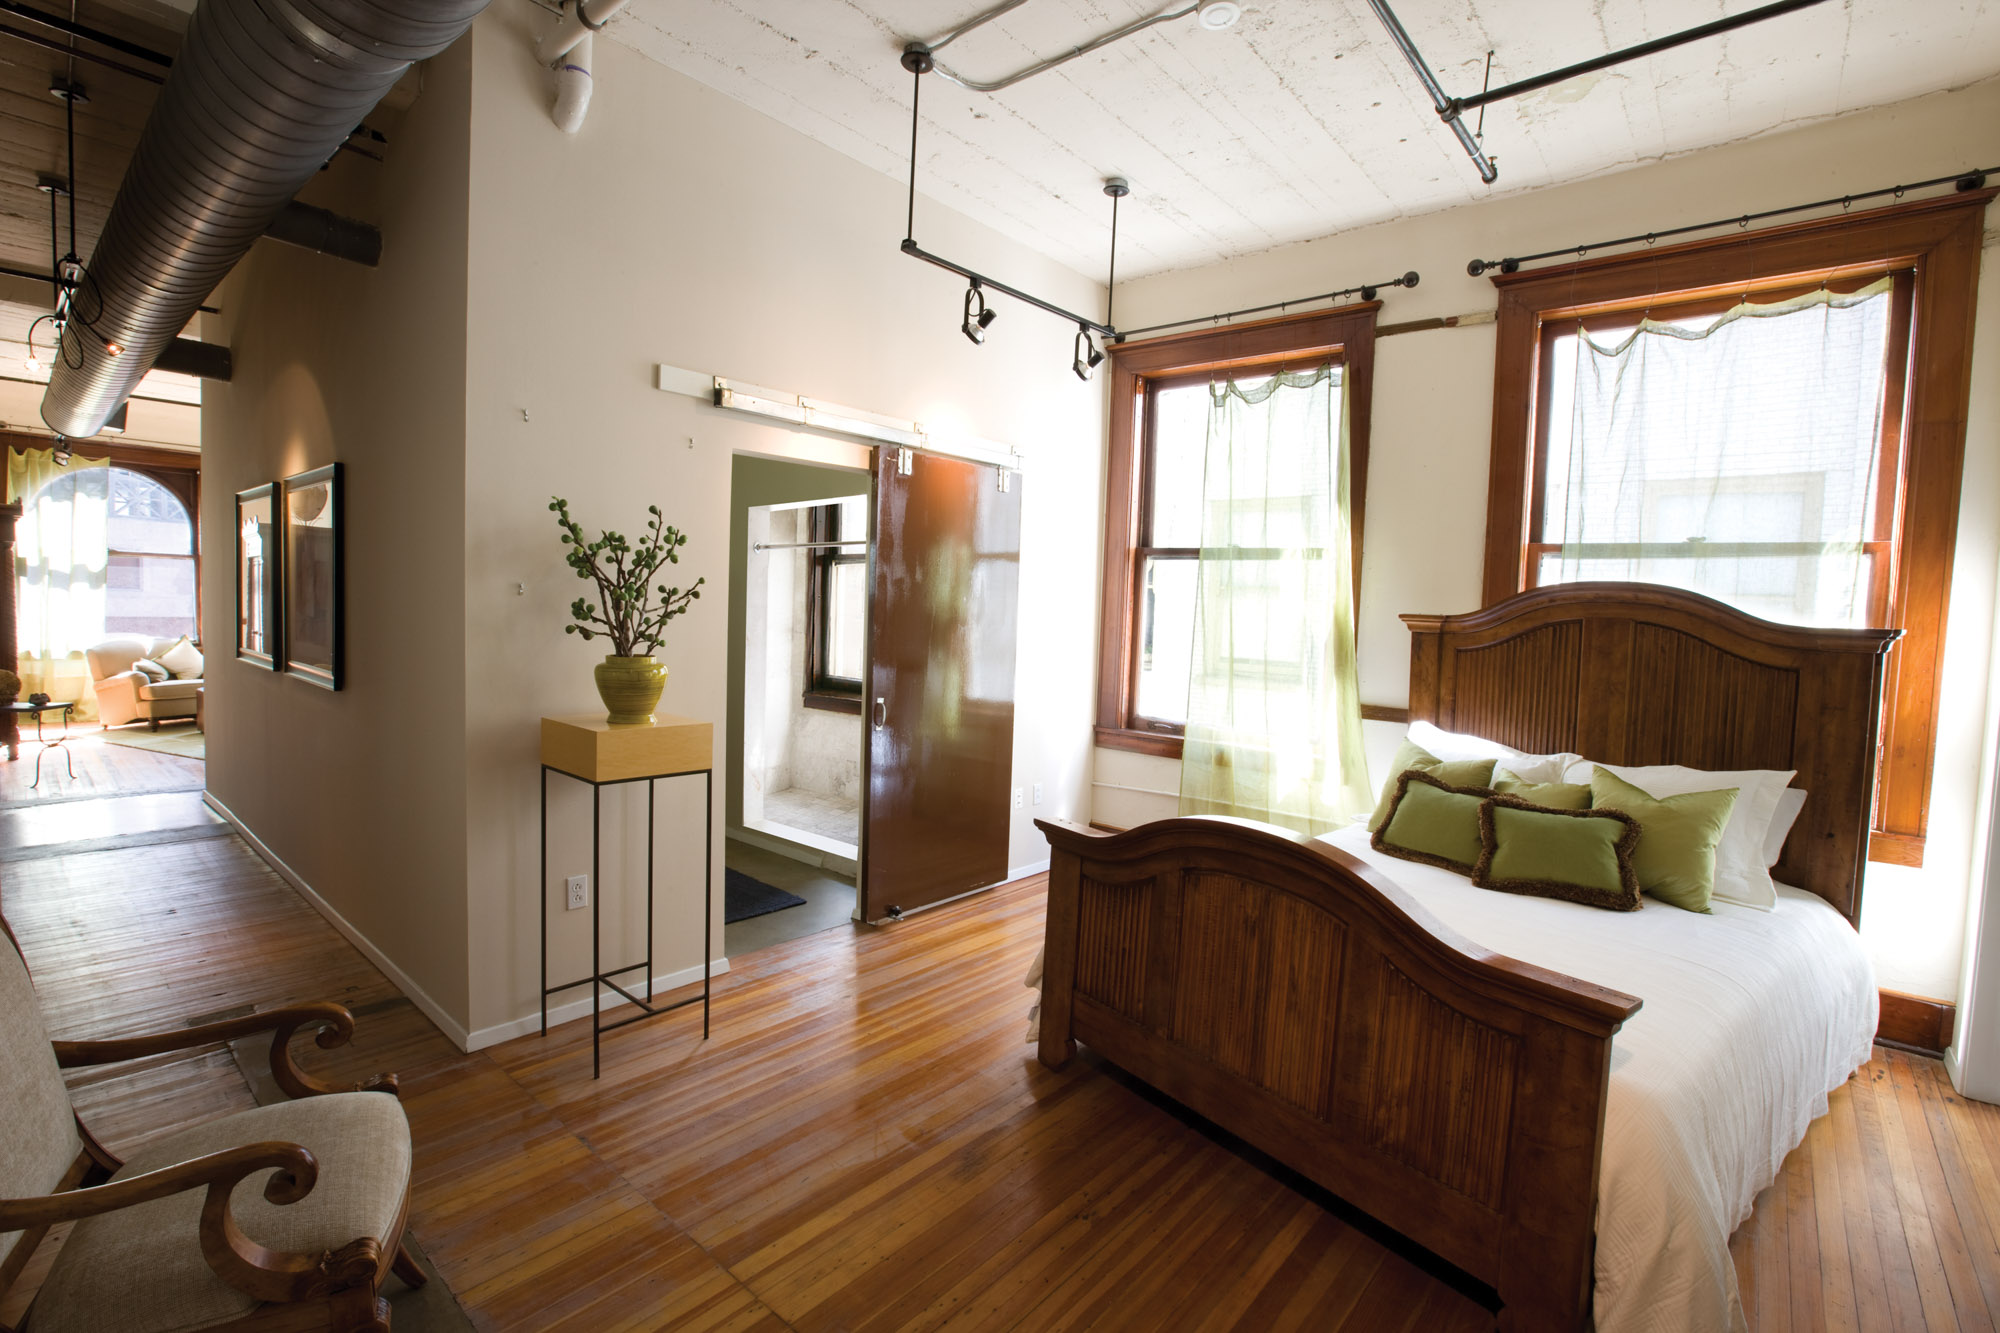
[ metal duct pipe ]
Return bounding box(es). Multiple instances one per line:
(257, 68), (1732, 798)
(39, 0), (489, 438)
(263, 201), (382, 266)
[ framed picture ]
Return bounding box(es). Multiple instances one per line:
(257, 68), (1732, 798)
(235, 483), (280, 669)
(281, 463), (342, 690)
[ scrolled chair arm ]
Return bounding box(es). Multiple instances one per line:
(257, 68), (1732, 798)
(51, 1001), (399, 1100)
(0, 1141), (383, 1304)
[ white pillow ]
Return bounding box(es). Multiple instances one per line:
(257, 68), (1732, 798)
(1565, 759), (1795, 910)
(1764, 788), (1807, 867)
(158, 635), (205, 679)
(1406, 720), (1575, 785)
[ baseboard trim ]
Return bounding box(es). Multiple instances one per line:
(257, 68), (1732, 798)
(1007, 856), (1051, 881)
(203, 792), (475, 1054)
(1878, 988), (1956, 1055)
(466, 956), (730, 1051)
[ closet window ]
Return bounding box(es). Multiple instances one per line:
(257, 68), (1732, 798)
(804, 497), (866, 713)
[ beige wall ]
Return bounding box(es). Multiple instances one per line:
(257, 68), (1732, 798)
(199, 36), (475, 1039)
(1100, 77), (2000, 1002)
(456, 1), (1106, 1043)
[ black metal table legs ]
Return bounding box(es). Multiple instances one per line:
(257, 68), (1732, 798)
(539, 765), (713, 1078)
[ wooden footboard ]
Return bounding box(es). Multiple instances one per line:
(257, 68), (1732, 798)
(1035, 815), (1642, 1333)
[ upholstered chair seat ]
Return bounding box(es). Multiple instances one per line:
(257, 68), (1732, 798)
(0, 921), (424, 1332)
(29, 1095), (412, 1333)
(136, 679), (203, 703)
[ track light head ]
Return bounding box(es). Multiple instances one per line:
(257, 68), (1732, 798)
(1073, 325), (1105, 381)
(962, 283), (995, 344)
(51, 437), (71, 466)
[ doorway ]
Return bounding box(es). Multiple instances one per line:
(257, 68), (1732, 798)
(724, 444), (1025, 956)
(725, 456), (868, 956)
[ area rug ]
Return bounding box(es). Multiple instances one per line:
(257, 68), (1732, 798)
(98, 725), (205, 759)
(725, 868), (808, 923)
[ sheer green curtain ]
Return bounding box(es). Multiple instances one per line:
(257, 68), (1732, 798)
(1178, 365), (1370, 834)
(9, 448), (110, 718)
(1541, 277), (1896, 627)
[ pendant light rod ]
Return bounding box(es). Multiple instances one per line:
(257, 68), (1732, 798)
(1367, 0), (1831, 185)
(921, 0), (1202, 94)
(901, 239), (1116, 337)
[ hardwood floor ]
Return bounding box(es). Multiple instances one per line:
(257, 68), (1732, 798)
(4, 780), (1999, 1331)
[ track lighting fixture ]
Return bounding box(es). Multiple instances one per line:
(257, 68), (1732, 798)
(962, 282), (996, 344)
(1073, 326), (1105, 381)
(50, 437), (71, 466)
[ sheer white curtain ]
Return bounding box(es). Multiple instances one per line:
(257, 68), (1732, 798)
(10, 449), (110, 717)
(1541, 277), (1896, 627)
(1178, 365), (1370, 835)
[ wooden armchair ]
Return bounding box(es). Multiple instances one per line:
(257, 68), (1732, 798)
(0, 921), (425, 1333)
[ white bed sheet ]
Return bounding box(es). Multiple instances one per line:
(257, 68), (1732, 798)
(1314, 825), (1877, 1333)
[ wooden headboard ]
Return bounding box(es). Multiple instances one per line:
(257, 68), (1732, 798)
(1402, 583), (1899, 926)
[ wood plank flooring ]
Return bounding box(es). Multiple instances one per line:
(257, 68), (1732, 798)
(4, 767), (1999, 1330)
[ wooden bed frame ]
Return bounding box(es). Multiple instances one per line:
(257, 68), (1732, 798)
(1036, 583), (1898, 1332)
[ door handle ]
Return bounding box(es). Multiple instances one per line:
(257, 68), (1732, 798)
(873, 697), (887, 730)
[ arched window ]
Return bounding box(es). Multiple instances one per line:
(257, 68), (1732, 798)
(105, 467), (197, 639)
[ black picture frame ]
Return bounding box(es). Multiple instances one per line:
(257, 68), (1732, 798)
(281, 463), (342, 690)
(235, 482), (281, 670)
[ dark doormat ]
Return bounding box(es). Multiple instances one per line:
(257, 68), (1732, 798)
(726, 868), (808, 923)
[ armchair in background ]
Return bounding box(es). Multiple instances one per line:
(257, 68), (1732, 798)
(86, 635), (202, 731)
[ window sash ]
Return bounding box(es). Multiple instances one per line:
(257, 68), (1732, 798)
(806, 504), (866, 705)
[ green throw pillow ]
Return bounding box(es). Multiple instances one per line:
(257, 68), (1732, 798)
(1372, 769), (1493, 875)
(1367, 740), (1497, 833)
(1493, 770), (1592, 810)
(1474, 797), (1642, 911)
(1589, 767), (1739, 913)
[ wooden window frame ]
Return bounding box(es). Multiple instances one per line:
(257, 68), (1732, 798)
(1481, 191), (1995, 866)
(1095, 303), (1379, 759)
(802, 502), (864, 715)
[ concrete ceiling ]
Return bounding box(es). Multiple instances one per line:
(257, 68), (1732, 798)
(610, 0), (2000, 282)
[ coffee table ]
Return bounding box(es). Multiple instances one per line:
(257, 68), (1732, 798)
(7, 701), (76, 789)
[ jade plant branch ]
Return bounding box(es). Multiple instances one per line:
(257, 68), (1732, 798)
(549, 497), (704, 657)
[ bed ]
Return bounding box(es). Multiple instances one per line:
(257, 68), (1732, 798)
(1035, 583), (1898, 1332)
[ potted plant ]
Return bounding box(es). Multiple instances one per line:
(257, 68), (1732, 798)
(549, 497), (704, 725)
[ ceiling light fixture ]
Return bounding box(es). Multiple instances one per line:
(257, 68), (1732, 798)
(962, 282), (996, 344)
(1073, 326), (1105, 381)
(50, 437), (71, 466)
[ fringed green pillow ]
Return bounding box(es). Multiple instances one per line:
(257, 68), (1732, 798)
(1372, 769), (1496, 876)
(1474, 796), (1642, 911)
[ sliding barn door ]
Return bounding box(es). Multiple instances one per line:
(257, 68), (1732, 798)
(860, 448), (1021, 922)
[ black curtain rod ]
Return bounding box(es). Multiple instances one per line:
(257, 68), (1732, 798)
(1467, 166), (1996, 277)
(901, 240), (1115, 337)
(1113, 271), (1420, 342)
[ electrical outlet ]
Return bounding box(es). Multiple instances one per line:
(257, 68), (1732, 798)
(566, 874), (588, 911)
(1013, 787), (1024, 810)
(1032, 783), (1044, 805)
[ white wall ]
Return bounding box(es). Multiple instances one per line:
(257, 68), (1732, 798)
(1100, 78), (2000, 1003)
(456, 1), (1106, 1042)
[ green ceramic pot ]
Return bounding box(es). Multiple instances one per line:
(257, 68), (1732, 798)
(594, 655), (668, 725)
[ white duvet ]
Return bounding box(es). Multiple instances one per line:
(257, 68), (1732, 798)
(1313, 825), (1877, 1333)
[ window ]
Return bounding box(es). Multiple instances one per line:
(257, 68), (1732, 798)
(804, 496), (867, 713)
(1526, 275), (1909, 630)
(106, 467), (197, 640)
(1482, 194), (1991, 864)
(1096, 306), (1378, 756)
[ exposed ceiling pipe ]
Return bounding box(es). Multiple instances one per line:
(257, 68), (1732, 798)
(537, 0), (627, 132)
(38, 0), (490, 439)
